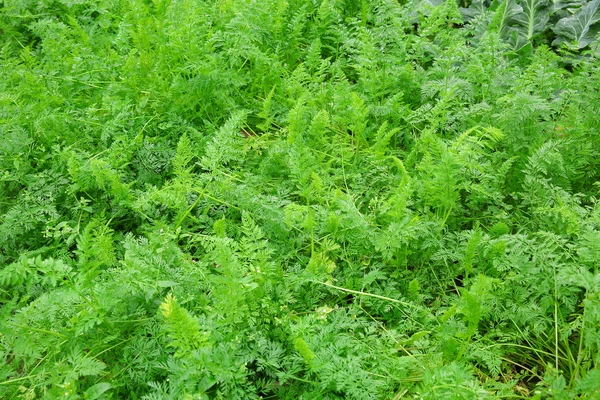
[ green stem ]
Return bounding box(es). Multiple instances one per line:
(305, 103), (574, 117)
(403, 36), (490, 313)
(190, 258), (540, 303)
(315, 281), (415, 308)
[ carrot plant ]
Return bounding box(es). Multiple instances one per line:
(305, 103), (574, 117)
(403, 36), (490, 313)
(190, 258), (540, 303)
(1, 0), (600, 398)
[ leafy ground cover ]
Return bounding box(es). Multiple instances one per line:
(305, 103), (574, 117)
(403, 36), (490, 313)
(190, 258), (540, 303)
(1, 0), (600, 398)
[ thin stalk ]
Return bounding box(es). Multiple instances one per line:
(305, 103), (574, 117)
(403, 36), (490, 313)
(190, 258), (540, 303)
(571, 308), (587, 385)
(192, 188), (241, 211)
(315, 281), (416, 308)
(554, 267), (559, 371)
(6, 323), (66, 338)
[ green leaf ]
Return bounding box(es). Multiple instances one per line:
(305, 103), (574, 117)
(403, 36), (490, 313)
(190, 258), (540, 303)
(459, 0), (488, 21)
(490, 0), (524, 35)
(172, 133), (194, 178)
(576, 369), (600, 395)
(512, 0), (552, 40)
(84, 383), (113, 400)
(553, 0), (600, 48)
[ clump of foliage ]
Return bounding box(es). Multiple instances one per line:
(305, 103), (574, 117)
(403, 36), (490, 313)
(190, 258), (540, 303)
(1, 0), (600, 398)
